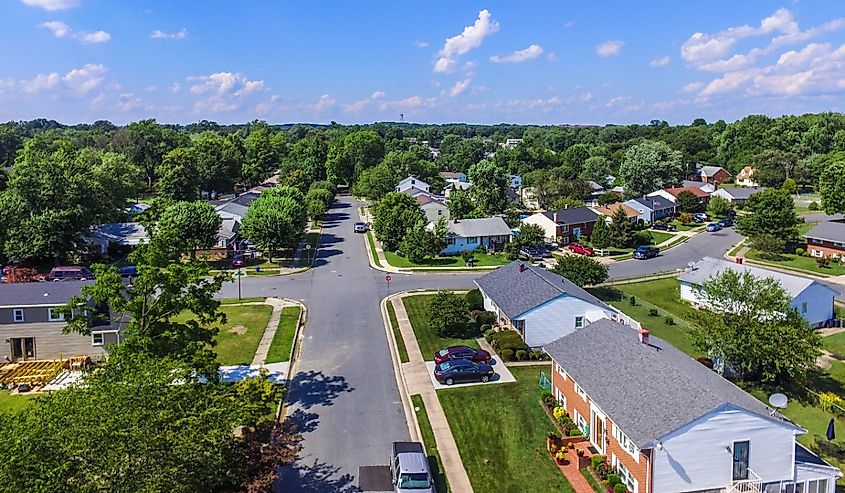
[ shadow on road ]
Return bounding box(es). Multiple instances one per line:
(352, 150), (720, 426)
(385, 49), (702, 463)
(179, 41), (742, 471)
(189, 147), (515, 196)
(286, 370), (353, 410)
(322, 211), (350, 227)
(286, 408), (321, 434)
(277, 460), (360, 493)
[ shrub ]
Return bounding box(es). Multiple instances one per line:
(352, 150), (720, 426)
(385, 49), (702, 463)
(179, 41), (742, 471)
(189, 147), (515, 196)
(795, 247), (805, 256)
(515, 349), (527, 361)
(648, 308), (659, 317)
(817, 257), (831, 268)
(460, 250), (474, 262)
(488, 330), (529, 354)
(614, 484), (628, 493)
(553, 406), (567, 422)
(464, 288), (484, 310)
(500, 349), (514, 362)
(607, 474), (622, 487)
(568, 428), (582, 436)
(633, 230), (653, 246)
(474, 311), (497, 327)
(530, 349), (542, 360)
(591, 455), (604, 470)
(474, 245), (487, 254)
(679, 212), (694, 224)
(665, 316), (675, 325)
(483, 328), (496, 340)
(629, 295), (637, 306)
(428, 291), (475, 338)
(809, 201), (819, 211)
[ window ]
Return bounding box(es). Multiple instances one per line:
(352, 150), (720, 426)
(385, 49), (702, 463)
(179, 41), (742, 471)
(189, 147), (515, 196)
(801, 302), (808, 313)
(732, 440), (750, 481)
(445, 238), (455, 246)
(812, 249), (823, 258)
(555, 388), (566, 407)
(805, 479), (827, 493)
(437, 209), (442, 216)
(781, 484), (795, 493)
(562, 224), (569, 233)
(555, 363), (564, 376)
(48, 308), (64, 322)
(92, 333), (104, 346)
(13, 309), (24, 322)
(574, 410), (588, 432)
(467, 236), (478, 244)
(575, 383), (587, 401)
(611, 454), (639, 493)
(613, 425), (639, 460)
(574, 316), (584, 329)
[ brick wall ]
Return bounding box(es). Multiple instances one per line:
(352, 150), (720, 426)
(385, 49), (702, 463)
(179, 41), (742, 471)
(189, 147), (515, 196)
(806, 240), (845, 259)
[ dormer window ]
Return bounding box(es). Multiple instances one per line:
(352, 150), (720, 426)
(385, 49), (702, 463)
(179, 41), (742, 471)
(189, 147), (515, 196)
(13, 309), (24, 322)
(48, 308), (65, 322)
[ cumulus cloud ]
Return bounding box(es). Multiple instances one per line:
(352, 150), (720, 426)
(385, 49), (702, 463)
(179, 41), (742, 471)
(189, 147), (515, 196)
(596, 40), (624, 58)
(189, 72), (265, 113)
(650, 55), (670, 67)
(40, 21), (110, 43)
(434, 9), (499, 73)
(150, 28), (188, 40)
(546, 52), (558, 62)
(21, 0), (78, 10)
(62, 63), (107, 94)
(606, 95), (631, 107)
(450, 79), (471, 96)
(413, 40), (429, 48)
(490, 44), (544, 63)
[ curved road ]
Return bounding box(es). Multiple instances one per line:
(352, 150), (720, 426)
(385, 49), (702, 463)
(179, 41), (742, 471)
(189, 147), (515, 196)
(219, 195), (744, 491)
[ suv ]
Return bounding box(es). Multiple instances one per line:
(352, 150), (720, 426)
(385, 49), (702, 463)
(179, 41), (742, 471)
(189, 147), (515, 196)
(354, 222), (367, 233)
(633, 245), (659, 260)
(718, 217), (734, 227)
(520, 245), (550, 260)
(391, 442), (435, 492)
(652, 221), (677, 232)
(48, 266), (94, 281)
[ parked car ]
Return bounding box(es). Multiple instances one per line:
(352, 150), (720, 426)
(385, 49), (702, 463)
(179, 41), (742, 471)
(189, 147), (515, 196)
(354, 221), (367, 233)
(520, 245), (551, 260)
(433, 345), (491, 364)
(693, 213), (709, 223)
(567, 242), (595, 256)
(47, 266), (94, 281)
(118, 265), (138, 277)
(652, 221), (677, 232)
(433, 359), (494, 385)
(231, 254), (245, 267)
(633, 245), (659, 260)
(718, 217), (734, 227)
(391, 442), (435, 493)
(706, 223), (723, 232)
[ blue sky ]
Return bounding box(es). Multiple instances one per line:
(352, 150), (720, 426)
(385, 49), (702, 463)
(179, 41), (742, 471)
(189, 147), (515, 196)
(1, 0), (844, 125)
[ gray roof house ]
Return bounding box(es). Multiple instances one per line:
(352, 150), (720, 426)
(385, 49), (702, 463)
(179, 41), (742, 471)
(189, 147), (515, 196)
(711, 186), (765, 205)
(804, 221), (845, 260)
(474, 261), (625, 347)
(430, 217), (512, 255)
(86, 222), (149, 253)
(544, 319), (841, 493)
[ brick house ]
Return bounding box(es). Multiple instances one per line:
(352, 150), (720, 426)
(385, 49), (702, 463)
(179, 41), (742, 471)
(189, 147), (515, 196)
(520, 207), (600, 244)
(544, 319), (841, 493)
(698, 165), (732, 185)
(804, 221), (845, 259)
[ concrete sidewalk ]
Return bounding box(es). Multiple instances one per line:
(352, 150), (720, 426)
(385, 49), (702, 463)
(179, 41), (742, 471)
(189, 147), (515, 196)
(391, 295), (475, 493)
(251, 298), (288, 366)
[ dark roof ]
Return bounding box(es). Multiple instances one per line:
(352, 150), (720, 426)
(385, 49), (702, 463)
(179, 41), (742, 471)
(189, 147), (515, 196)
(803, 221), (845, 243)
(542, 207), (600, 225)
(543, 319), (797, 448)
(629, 196), (675, 211)
(474, 261), (609, 319)
(715, 187), (765, 200)
(0, 280), (93, 307)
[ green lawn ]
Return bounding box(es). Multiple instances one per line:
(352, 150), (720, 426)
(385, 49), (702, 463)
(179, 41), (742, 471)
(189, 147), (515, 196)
(649, 231), (675, 245)
(411, 394), (449, 493)
(746, 250), (845, 276)
(265, 306), (302, 364)
(669, 219), (705, 231)
(220, 297), (265, 304)
(589, 278), (703, 358)
(388, 301), (409, 363)
(403, 294), (478, 360)
(172, 303), (273, 366)
(437, 366), (574, 493)
(366, 231), (383, 267)
(384, 250), (510, 268)
(825, 332), (845, 357)
(0, 390), (32, 413)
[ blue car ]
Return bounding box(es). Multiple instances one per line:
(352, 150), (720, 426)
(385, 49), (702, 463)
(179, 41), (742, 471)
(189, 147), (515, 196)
(118, 265), (138, 277)
(706, 223), (723, 232)
(433, 359), (494, 385)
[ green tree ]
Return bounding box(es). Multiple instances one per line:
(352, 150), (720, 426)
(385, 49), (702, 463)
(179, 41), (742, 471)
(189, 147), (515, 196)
(580, 156), (611, 184)
(326, 130), (385, 184)
(552, 255), (608, 287)
(468, 160), (510, 215)
(427, 290), (473, 338)
(192, 131), (242, 198)
(307, 199), (328, 222)
(675, 190), (703, 213)
(608, 206), (634, 248)
(241, 125), (280, 187)
(750, 234), (786, 260)
(154, 201), (222, 259)
(447, 188), (476, 220)
(400, 220), (443, 264)
(818, 161), (845, 214)
(157, 147), (201, 201)
(240, 187), (307, 259)
(113, 119), (188, 190)
(707, 195), (734, 218)
(371, 192), (423, 251)
(737, 188), (800, 240)
(619, 141), (684, 198)
(781, 177), (798, 195)
(352, 163), (398, 200)
(517, 223), (545, 247)
(753, 150), (798, 188)
(691, 269), (822, 384)
(590, 217), (611, 250)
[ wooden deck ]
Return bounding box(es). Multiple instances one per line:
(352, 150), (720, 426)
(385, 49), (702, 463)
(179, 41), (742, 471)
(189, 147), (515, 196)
(0, 360), (64, 386)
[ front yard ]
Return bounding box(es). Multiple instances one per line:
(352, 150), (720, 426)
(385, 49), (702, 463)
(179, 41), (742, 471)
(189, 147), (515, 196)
(0, 390), (32, 413)
(172, 302), (273, 366)
(745, 249), (845, 277)
(437, 366), (575, 493)
(384, 250), (511, 268)
(402, 294), (479, 359)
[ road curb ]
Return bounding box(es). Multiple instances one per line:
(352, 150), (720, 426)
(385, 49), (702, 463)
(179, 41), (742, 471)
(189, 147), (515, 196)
(275, 298), (307, 423)
(380, 293), (422, 442)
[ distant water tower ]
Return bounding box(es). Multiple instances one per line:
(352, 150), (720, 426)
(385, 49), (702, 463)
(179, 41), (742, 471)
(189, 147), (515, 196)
(400, 113), (404, 122)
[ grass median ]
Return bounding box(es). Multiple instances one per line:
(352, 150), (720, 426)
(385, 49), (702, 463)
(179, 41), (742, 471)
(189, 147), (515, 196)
(265, 306), (302, 364)
(387, 300), (409, 363)
(411, 394), (449, 493)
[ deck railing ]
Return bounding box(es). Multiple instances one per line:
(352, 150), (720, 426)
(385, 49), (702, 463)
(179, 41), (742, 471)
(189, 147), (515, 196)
(727, 469), (763, 493)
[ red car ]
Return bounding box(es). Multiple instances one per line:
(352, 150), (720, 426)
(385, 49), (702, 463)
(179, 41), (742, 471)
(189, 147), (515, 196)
(433, 345), (492, 364)
(567, 242), (595, 256)
(231, 254), (245, 267)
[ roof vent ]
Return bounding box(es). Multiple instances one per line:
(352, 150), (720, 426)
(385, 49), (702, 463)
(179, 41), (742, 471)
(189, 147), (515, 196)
(518, 263), (527, 273)
(638, 329), (650, 345)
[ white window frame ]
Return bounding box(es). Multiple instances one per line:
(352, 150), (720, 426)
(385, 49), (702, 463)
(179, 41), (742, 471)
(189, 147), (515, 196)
(12, 309), (24, 323)
(48, 307), (64, 322)
(92, 333), (104, 346)
(573, 410), (588, 433)
(801, 302), (808, 313)
(613, 424), (640, 462)
(555, 363), (565, 377)
(467, 236), (478, 244)
(562, 224), (569, 233)
(575, 316), (584, 329)
(555, 387), (567, 407)
(611, 454), (639, 493)
(575, 383), (587, 401)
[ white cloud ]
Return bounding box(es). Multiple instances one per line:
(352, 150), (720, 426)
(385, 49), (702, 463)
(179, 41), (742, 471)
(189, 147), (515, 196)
(314, 94), (335, 112)
(490, 44), (544, 63)
(413, 40), (429, 48)
(189, 72), (265, 113)
(342, 91), (386, 113)
(564, 20), (575, 28)
(546, 52), (558, 62)
(649, 55), (670, 67)
(371, 90), (385, 99)
(450, 79), (471, 96)
(605, 95), (630, 107)
(62, 63), (107, 95)
(169, 83), (182, 93)
(150, 28), (188, 40)
(682, 82), (704, 93)
(22, 72), (61, 93)
(434, 9), (499, 73)
(40, 21), (110, 43)
(21, 0), (79, 10)
(596, 40), (624, 58)
(116, 92), (142, 111)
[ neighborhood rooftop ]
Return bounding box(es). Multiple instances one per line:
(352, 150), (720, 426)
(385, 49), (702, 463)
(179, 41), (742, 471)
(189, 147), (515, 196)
(474, 261), (609, 320)
(678, 257), (830, 298)
(442, 216), (511, 238)
(804, 221), (845, 243)
(714, 186), (765, 199)
(543, 318), (795, 448)
(700, 165), (728, 176)
(541, 207), (600, 224)
(0, 280), (93, 307)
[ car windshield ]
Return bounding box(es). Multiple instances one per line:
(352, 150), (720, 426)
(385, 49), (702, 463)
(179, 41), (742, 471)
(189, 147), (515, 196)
(437, 349), (449, 357)
(398, 473), (431, 489)
(439, 361), (452, 370)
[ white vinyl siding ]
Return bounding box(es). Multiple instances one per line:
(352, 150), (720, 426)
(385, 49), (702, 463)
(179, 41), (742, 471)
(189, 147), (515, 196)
(517, 294), (612, 347)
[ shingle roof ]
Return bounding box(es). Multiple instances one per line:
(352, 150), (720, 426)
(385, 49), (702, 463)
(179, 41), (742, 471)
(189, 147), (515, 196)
(664, 186), (710, 198)
(89, 222), (149, 245)
(543, 319), (797, 448)
(591, 204), (639, 219)
(700, 165), (730, 177)
(629, 196), (675, 211)
(445, 217), (511, 238)
(0, 280), (93, 307)
(678, 257), (836, 298)
(714, 187), (765, 200)
(416, 195), (446, 206)
(474, 261), (608, 319)
(216, 202), (250, 219)
(439, 172), (465, 180)
(541, 207), (600, 225)
(804, 221), (845, 244)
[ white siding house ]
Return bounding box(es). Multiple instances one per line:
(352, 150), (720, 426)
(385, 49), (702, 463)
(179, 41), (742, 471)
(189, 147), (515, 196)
(433, 217), (511, 255)
(416, 195), (449, 223)
(395, 176), (430, 194)
(679, 257), (839, 327)
(516, 295), (613, 347)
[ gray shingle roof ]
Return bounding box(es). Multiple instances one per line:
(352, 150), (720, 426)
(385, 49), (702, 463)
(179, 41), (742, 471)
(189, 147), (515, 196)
(678, 257), (836, 298)
(541, 207), (600, 225)
(89, 222), (148, 245)
(445, 217), (511, 238)
(804, 221), (845, 244)
(629, 196), (675, 211)
(216, 202), (250, 219)
(474, 261), (609, 319)
(543, 318), (797, 448)
(700, 165), (729, 177)
(0, 280), (93, 307)
(715, 187), (765, 199)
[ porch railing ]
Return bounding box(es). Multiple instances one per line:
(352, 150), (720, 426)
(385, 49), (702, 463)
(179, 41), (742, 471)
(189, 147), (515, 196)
(727, 469), (762, 493)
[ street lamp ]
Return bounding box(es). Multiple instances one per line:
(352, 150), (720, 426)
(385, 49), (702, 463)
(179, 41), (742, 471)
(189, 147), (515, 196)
(236, 269), (243, 300)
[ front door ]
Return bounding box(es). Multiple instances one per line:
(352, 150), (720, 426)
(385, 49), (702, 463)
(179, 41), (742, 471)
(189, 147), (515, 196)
(10, 337), (36, 362)
(573, 227), (581, 238)
(732, 441), (749, 480)
(591, 410), (605, 453)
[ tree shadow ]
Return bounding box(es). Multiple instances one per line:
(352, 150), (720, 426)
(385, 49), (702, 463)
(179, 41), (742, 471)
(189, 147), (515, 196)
(586, 286), (623, 302)
(322, 212), (350, 227)
(285, 408), (320, 434)
(286, 370), (353, 410)
(276, 459), (360, 493)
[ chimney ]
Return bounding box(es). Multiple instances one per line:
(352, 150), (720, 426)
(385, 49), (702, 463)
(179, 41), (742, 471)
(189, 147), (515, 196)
(518, 263), (526, 273)
(638, 329), (650, 345)
(553, 212), (558, 223)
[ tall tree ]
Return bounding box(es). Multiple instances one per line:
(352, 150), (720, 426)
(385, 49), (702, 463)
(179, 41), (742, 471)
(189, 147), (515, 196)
(154, 201), (222, 259)
(552, 255), (608, 287)
(619, 140), (683, 197)
(590, 216), (611, 250)
(608, 206), (634, 248)
(580, 156), (611, 184)
(468, 160), (510, 215)
(675, 190), (703, 213)
(241, 125), (280, 187)
(157, 147), (201, 201)
(447, 188), (476, 220)
(352, 163), (398, 200)
(371, 192), (423, 251)
(707, 195), (734, 218)
(818, 161), (845, 215)
(737, 188), (801, 240)
(240, 187), (308, 259)
(192, 131), (242, 198)
(113, 119), (188, 190)
(326, 130), (384, 184)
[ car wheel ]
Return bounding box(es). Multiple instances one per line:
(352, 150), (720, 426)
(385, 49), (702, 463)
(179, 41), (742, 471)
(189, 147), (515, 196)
(445, 378), (454, 385)
(481, 375), (490, 383)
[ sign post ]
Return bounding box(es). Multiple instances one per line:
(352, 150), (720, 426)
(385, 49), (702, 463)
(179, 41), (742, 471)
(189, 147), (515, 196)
(305, 244), (312, 266)
(236, 269), (243, 300)
(385, 274), (391, 295)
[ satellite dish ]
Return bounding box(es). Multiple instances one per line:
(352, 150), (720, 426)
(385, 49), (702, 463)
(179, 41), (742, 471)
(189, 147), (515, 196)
(768, 393), (788, 410)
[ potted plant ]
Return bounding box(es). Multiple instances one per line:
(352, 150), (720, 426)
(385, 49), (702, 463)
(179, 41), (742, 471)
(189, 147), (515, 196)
(555, 449), (568, 465)
(576, 448), (585, 457)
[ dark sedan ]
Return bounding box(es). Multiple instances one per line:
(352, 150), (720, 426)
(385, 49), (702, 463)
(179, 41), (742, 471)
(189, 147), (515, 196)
(433, 345), (492, 364)
(433, 359), (495, 385)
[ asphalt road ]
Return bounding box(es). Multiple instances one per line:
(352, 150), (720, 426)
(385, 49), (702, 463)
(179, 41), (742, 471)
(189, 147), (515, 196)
(218, 198), (746, 491)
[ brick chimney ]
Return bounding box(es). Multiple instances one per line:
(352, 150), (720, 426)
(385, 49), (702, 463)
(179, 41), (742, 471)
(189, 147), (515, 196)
(552, 211), (558, 223)
(518, 263), (526, 273)
(638, 329), (650, 345)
